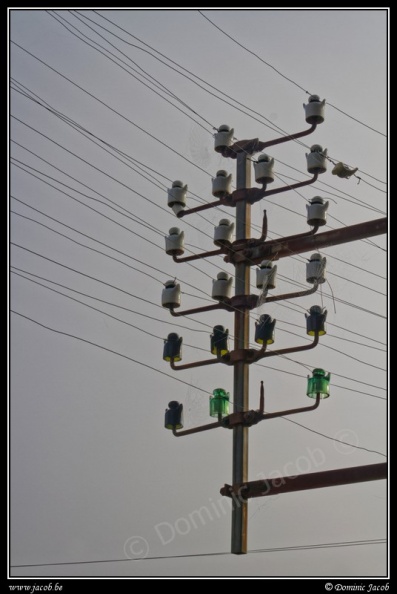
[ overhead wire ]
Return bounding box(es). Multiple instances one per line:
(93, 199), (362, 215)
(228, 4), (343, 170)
(10, 266), (210, 335)
(11, 41), (215, 178)
(10, 31), (386, 380)
(10, 131), (386, 322)
(11, 310), (212, 395)
(11, 130), (384, 324)
(10, 14), (388, 569)
(254, 361), (386, 400)
(12, 203), (387, 366)
(10, 537), (387, 568)
(10, 242), (222, 335)
(12, 37), (387, 210)
(10, 76), (386, 402)
(11, 208), (169, 285)
(10, 25), (390, 360)
(10, 264), (386, 400)
(281, 414), (386, 457)
(10, 149), (386, 356)
(73, 13), (387, 200)
(46, 9), (215, 133)
(10, 52), (386, 234)
(11, 309), (386, 455)
(11, 270), (210, 354)
(10, 97), (386, 302)
(197, 10), (387, 139)
(260, 324), (386, 373)
(11, 125), (384, 320)
(276, 318), (386, 352)
(11, 163), (384, 360)
(90, 8), (387, 182)
(11, 148), (384, 356)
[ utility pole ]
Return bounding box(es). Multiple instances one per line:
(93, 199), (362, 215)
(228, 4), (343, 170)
(232, 151), (251, 554)
(161, 96), (387, 555)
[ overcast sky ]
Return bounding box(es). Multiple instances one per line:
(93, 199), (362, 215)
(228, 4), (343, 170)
(9, 8), (388, 579)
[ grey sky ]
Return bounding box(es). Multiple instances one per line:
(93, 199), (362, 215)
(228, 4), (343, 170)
(9, 8), (388, 578)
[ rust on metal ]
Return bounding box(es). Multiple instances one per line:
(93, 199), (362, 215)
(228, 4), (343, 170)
(260, 211), (268, 241)
(265, 280), (319, 303)
(173, 247), (224, 263)
(170, 357), (228, 371)
(218, 124), (318, 159)
(226, 217), (387, 265)
(170, 301), (233, 317)
(256, 123), (317, 151)
(221, 462), (387, 499)
(230, 294), (258, 311)
(263, 173), (318, 199)
(231, 187), (267, 205)
(220, 138), (261, 159)
(172, 419), (222, 437)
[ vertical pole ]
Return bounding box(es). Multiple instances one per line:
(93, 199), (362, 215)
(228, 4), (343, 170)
(231, 151), (251, 554)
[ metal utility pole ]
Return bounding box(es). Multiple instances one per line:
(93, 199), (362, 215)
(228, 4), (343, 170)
(162, 96), (387, 556)
(232, 152), (251, 554)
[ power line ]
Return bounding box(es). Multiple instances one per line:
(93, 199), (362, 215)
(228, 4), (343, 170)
(10, 266), (211, 334)
(11, 209), (165, 285)
(197, 10), (387, 139)
(12, 156), (386, 323)
(87, 10), (290, 137)
(11, 41), (214, 178)
(280, 415), (386, 457)
(11, 310), (211, 395)
(11, 88), (236, 242)
(11, 120), (386, 301)
(278, 165), (386, 219)
(11, 45), (386, 346)
(10, 538), (386, 567)
(12, 115), (386, 293)
(10, 114), (225, 252)
(12, 76), (386, 253)
(272, 167), (386, 216)
(10, 93), (173, 194)
(269, 324), (386, 373)
(11, 309), (386, 455)
(11, 265), (386, 400)
(274, 158), (387, 214)
(10, 198), (184, 286)
(268, 281), (386, 325)
(11, 270), (210, 355)
(11, 160), (172, 254)
(11, 242), (168, 308)
(12, 38), (386, 212)
(10, 27), (386, 231)
(255, 362), (386, 400)
(10, 243), (217, 334)
(9, 11), (386, 560)
(92, 9), (387, 185)
(10, 102), (234, 248)
(10, 119), (181, 229)
(11, 90), (349, 259)
(11, 76), (193, 190)
(10, 164), (221, 290)
(12, 209), (386, 363)
(15, 223), (384, 376)
(46, 10), (215, 133)
(277, 317), (386, 352)
(11, 178), (386, 356)
(258, 350), (386, 392)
